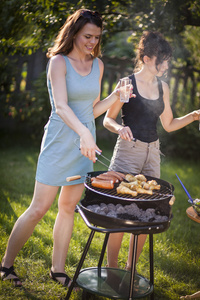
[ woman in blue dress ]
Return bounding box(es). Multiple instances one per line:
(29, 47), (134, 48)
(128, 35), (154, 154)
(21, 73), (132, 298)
(0, 9), (125, 287)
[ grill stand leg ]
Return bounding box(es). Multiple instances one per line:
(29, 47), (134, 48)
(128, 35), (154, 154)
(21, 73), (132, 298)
(129, 234), (138, 300)
(98, 233), (109, 270)
(149, 234), (154, 300)
(65, 229), (95, 300)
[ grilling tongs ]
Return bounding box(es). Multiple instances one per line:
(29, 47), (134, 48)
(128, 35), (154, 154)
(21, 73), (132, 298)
(66, 149), (128, 182)
(95, 149), (111, 169)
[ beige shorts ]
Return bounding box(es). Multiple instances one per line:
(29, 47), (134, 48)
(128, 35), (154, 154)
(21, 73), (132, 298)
(109, 137), (161, 178)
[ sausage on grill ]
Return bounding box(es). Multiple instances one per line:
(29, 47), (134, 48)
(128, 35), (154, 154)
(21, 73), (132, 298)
(91, 179), (114, 189)
(106, 171), (125, 181)
(96, 173), (119, 183)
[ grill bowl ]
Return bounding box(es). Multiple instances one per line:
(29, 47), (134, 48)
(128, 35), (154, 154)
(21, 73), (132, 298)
(80, 195), (172, 231)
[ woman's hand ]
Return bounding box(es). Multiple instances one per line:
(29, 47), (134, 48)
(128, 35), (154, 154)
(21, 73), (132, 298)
(114, 81), (135, 99)
(117, 126), (133, 141)
(80, 129), (101, 163)
(191, 109), (200, 121)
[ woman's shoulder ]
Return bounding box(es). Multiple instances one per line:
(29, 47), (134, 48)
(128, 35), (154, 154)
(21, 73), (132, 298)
(96, 57), (104, 68)
(50, 54), (66, 65)
(158, 79), (170, 101)
(48, 54), (66, 75)
(159, 79), (169, 92)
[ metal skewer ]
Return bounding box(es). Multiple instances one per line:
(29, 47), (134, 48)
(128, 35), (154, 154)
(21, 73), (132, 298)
(175, 173), (193, 203)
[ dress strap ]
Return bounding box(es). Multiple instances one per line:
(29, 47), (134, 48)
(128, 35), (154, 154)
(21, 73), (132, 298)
(129, 73), (136, 86)
(61, 55), (71, 70)
(157, 77), (163, 97)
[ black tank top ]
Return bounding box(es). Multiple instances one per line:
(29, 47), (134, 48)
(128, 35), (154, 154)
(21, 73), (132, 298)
(121, 74), (165, 143)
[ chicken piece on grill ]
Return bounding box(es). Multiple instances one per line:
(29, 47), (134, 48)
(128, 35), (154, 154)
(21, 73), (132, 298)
(135, 174), (147, 182)
(125, 173), (147, 183)
(120, 181), (139, 190)
(149, 184), (160, 190)
(142, 180), (161, 191)
(125, 174), (137, 182)
(148, 180), (161, 190)
(135, 186), (153, 195)
(118, 181), (152, 195)
(120, 174), (160, 195)
(148, 180), (157, 186)
(117, 185), (138, 197)
(141, 182), (150, 190)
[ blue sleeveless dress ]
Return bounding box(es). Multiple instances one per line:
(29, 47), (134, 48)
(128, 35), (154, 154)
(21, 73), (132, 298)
(35, 56), (100, 186)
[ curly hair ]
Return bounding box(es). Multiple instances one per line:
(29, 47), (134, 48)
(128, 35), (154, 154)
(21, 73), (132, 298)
(47, 9), (103, 58)
(135, 31), (172, 71)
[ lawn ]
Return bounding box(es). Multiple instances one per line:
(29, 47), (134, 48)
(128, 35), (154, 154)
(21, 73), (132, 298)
(0, 132), (200, 300)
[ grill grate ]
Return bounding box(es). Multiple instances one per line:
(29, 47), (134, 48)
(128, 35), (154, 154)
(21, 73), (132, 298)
(84, 174), (173, 202)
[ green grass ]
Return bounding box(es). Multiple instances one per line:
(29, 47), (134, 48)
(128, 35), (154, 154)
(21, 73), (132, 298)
(0, 133), (200, 299)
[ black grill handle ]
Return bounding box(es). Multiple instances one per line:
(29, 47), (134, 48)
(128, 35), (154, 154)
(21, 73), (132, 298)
(76, 205), (166, 233)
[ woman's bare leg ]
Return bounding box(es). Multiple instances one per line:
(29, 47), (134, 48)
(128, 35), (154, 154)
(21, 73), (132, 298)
(107, 232), (124, 268)
(1, 181), (59, 284)
(51, 183), (84, 284)
(126, 234), (147, 270)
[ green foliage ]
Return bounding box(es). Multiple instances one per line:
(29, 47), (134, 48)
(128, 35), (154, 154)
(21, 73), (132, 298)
(183, 26), (200, 66)
(1, 71), (50, 139)
(0, 57), (18, 93)
(0, 134), (200, 299)
(102, 31), (135, 58)
(159, 123), (200, 160)
(1, 0), (200, 55)
(1, 0), (200, 159)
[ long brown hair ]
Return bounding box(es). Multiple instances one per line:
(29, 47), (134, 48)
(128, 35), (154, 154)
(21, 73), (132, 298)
(47, 9), (103, 58)
(135, 31), (172, 71)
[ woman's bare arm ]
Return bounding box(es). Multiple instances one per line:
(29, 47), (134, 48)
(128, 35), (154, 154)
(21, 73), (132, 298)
(160, 81), (200, 132)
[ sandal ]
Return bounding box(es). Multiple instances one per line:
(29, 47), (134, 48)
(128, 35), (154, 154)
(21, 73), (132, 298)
(50, 269), (71, 287)
(0, 264), (22, 287)
(50, 269), (80, 291)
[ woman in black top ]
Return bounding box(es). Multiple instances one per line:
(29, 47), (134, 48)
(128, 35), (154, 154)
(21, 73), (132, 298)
(103, 31), (200, 270)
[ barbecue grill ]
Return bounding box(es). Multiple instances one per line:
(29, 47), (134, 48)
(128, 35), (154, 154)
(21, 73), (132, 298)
(65, 171), (174, 300)
(85, 172), (173, 202)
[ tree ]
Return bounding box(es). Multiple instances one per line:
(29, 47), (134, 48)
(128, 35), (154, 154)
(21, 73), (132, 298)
(1, 0), (200, 157)
(1, 0), (200, 55)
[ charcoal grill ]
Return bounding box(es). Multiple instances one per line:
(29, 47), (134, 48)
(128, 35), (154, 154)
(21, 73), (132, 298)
(65, 171), (174, 300)
(85, 171), (173, 202)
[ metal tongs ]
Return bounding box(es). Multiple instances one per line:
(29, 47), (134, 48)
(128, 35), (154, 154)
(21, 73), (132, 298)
(95, 150), (131, 183)
(95, 149), (111, 169)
